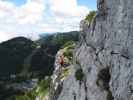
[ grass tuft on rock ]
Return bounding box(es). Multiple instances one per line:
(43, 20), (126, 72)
(75, 68), (84, 82)
(85, 11), (96, 24)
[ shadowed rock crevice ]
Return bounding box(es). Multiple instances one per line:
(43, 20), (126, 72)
(96, 67), (110, 90)
(52, 83), (63, 100)
(97, 0), (108, 20)
(73, 92), (76, 100)
(84, 77), (88, 100)
(96, 67), (114, 100)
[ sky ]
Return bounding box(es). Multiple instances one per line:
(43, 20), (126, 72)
(0, 0), (97, 42)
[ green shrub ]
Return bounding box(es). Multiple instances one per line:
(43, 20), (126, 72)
(85, 11), (96, 23)
(75, 68), (84, 82)
(62, 41), (75, 60)
(15, 78), (51, 100)
(63, 49), (73, 60)
(15, 91), (36, 100)
(37, 78), (51, 94)
(62, 41), (74, 49)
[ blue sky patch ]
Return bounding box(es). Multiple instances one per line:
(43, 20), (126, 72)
(5, 0), (97, 10)
(5, 0), (26, 6)
(77, 0), (97, 10)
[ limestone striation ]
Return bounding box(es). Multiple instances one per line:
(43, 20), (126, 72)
(52, 0), (133, 100)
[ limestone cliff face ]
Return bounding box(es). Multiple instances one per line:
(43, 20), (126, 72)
(54, 0), (133, 100)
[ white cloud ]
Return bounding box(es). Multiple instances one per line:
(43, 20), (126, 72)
(0, 31), (8, 42)
(0, 0), (90, 42)
(49, 0), (90, 32)
(15, 0), (45, 24)
(50, 0), (89, 17)
(0, 0), (45, 24)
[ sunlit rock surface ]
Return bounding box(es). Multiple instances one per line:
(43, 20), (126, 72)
(52, 0), (133, 100)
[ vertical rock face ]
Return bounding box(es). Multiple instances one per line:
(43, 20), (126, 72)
(56, 0), (133, 100)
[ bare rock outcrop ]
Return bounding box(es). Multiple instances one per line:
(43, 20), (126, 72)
(53, 0), (133, 100)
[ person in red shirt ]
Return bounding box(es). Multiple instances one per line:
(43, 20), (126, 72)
(59, 55), (64, 66)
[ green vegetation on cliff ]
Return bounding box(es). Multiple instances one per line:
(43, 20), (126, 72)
(0, 31), (79, 100)
(85, 11), (96, 23)
(75, 68), (84, 82)
(15, 77), (51, 100)
(0, 31), (79, 78)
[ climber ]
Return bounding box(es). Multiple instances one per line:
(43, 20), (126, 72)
(59, 54), (64, 66)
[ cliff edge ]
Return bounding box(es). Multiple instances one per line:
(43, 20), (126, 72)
(53, 0), (133, 100)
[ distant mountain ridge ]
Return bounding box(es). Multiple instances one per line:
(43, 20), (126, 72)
(0, 37), (36, 77)
(0, 31), (79, 78)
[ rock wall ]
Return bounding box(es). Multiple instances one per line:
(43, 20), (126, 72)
(55, 0), (133, 100)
